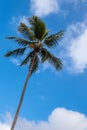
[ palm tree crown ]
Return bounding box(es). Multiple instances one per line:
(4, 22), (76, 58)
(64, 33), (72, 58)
(5, 16), (63, 75)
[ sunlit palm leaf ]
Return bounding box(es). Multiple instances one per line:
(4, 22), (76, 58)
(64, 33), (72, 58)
(5, 48), (26, 57)
(29, 16), (47, 41)
(44, 31), (64, 47)
(41, 30), (49, 40)
(18, 23), (35, 40)
(40, 48), (62, 70)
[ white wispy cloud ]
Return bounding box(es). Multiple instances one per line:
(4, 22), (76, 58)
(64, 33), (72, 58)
(43, 61), (52, 70)
(30, 0), (59, 17)
(11, 16), (28, 25)
(42, 61), (58, 73)
(10, 58), (20, 66)
(59, 0), (87, 4)
(0, 112), (11, 130)
(10, 16), (29, 31)
(0, 108), (87, 130)
(61, 18), (87, 73)
(30, 0), (87, 17)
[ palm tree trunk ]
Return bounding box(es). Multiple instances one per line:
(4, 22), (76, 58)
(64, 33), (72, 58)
(10, 54), (36, 130)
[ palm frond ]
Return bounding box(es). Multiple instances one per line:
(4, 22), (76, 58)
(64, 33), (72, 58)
(5, 48), (26, 57)
(29, 54), (39, 76)
(44, 31), (64, 47)
(41, 30), (49, 40)
(40, 48), (62, 70)
(29, 16), (47, 41)
(18, 23), (35, 40)
(6, 37), (34, 47)
(20, 51), (35, 66)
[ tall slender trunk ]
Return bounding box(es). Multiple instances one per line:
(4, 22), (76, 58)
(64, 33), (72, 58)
(10, 54), (36, 130)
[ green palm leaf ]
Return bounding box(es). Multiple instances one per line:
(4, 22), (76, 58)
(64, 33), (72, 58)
(44, 31), (64, 47)
(29, 16), (47, 41)
(40, 48), (62, 70)
(18, 23), (35, 40)
(5, 48), (26, 57)
(20, 51), (35, 66)
(41, 30), (49, 40)
(6, 37), (35, 47)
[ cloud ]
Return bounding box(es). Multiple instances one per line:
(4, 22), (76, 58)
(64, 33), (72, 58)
(11, 16), (28, 25)
(0, 112), (11, 130)
(43, 61), (52, 70)
(30, 0), (87, 17)
(61, 18), (87, 73)
(0, 108), (87, 130)
(68, 30), (87, 73)
(30, 0), (59, 17)
(10, 58), (20, 66)
(0, 123), (10, 130)
(49, 108), (87, 130)
(42, 61), (58, 73)
(10, 16), (29, 31)
(59, 0), (87, 3)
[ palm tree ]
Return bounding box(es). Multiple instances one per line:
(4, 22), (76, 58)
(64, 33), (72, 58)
(5, 16), (64, 130)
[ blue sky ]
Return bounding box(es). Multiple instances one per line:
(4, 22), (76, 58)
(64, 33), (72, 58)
(0, 0), (87, 130)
